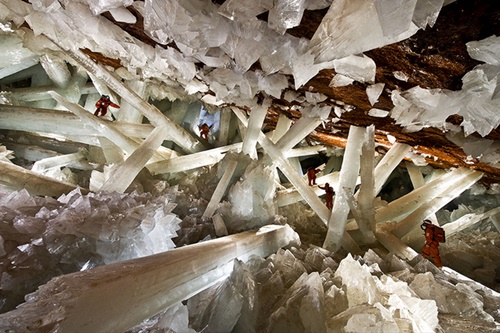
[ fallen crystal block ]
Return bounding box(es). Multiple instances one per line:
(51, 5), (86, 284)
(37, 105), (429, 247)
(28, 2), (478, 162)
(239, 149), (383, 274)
(334, 254), (382, 307)
(409, 272), (494, 321)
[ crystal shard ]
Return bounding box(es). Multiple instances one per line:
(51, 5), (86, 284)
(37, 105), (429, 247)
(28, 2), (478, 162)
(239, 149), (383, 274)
(467, 35), (500, 66)
(366, 83), (385, 106)
(218, 0), (272, 21)
(268, 0), (306, 35)
(309, 0), (421, 63)
(334, 54), (376, 84)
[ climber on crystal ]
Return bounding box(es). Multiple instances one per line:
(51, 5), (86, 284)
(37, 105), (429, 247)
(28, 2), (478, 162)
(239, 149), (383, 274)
(421, 219), (445, 268)
(307, 167), (320, 186)
(198, 123), (211, 141)
(94, 95), (120, 118)
(318, 182), (334, 210)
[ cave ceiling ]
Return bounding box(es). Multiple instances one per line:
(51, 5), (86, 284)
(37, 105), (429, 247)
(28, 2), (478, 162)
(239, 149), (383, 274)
(11, 0), (500, 183)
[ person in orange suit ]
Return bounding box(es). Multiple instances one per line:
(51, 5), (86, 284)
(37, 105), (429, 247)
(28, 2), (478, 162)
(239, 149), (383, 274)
(94, 95), (119, 117)
(199, 123), (211, 141)
(319, 182), (334, 210)
(307, 167), (320, 186)
(421, 219), (444, 268)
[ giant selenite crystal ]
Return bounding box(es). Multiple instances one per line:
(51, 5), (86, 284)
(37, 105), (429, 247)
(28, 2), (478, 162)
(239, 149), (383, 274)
(0, 187), (182, 314)
(390, 34), (500, 137)
(0, 224), (299, 332)
(309, 0), (443, 62)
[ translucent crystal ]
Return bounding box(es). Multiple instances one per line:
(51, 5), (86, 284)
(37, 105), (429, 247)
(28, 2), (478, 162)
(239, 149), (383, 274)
(218, 0), (272, 21)
(375, 0), (417, 38)
(232, 107), (331, 224)
(366, 83), (385, 106)
(329, 74), (354, 87)
(410, 272), (494, 321)
(467, 35), (500, 66)
(0, 33), (39, 79)
(305, 0), (332, 10)
(275, 116), (323, 153)
(373, 142), (411, 195)
(412, 0), (444, 29)
(1, 160), (81, 196)
(0, 224), (298, 332)
(323, 126), (365, 252)
(268, 0), (306, 35)
(38, 53), (71, 89)
(108, 7), (136, 24)
(333, 54), (376, 84)
(272, 114), (293, 143)
(334, 254), (381, 306)
(241, 101), (269, 158)
(368, 108), (389, 117)
(392, 169), (482, 239)
(309, 0), (420, 63)
(226, 159), (277, 231)
(100, 126), (169, 194)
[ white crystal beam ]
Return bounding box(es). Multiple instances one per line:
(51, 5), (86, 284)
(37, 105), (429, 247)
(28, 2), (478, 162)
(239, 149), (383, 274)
(7, 83), (97, 102)
(0, 225), (299, 333)
(271, 114), (293, 143)
(356, 125), (377, 240)
(339, 187), (366, 232)
(288, 157), (303, 175)
(0, 105), (153, 139)
(373, 142), (411, 195)
(47, 37), (204, 153)
(285, 145), (326, 158)
(375, 223), (419, 261)
(405, 161), (438, 224)
(392, 170), (483, 238)
(375, 167), (477, 223)
(0, 161), (87, 196)
(217, 108), (232, 147)
(323, 126), (365, 252)
(39, 53), (72, 88)
(32, 150), (88, 173)
(49, 92), (140, 156)
(442, 206), (500, 236)
(100, 126), (169, 193)
(202, 159), (239, 218)
(231, 107), (360, 253)
(276, 172), (339, 207)
(405, 161), (425, 187)
(241, 102), (269, 159)
(147, 143), (243, 175)
(54, 67), (88, 109)
(117, 80), (146, 123)
(98, 137), (124, 164)
(3, 142), (95, 171)
(231, 107), (331, 224)
(275, 116), (322, 153)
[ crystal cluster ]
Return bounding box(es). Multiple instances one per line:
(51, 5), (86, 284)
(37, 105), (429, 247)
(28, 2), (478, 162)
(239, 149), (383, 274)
(169, 247), (497, 332)
(0, 187), (181, 313)
(390, 35), (500, 137)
